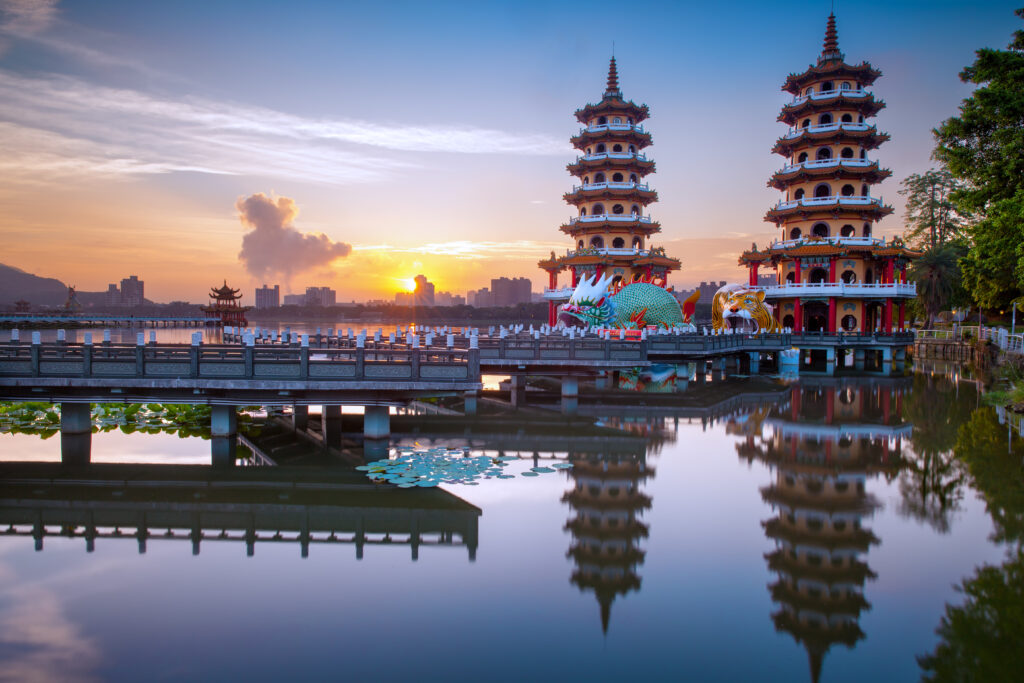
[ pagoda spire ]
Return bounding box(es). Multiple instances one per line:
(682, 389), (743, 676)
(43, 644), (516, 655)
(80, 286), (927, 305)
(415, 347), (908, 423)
(818, 13), (844, 64)
(604, 56), (621, 98)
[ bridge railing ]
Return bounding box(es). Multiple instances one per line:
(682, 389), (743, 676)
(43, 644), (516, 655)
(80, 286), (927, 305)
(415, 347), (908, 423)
(0, 342), (479, 383)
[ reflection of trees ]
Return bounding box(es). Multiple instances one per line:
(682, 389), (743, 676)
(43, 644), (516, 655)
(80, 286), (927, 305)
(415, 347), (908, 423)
(897, 374), (973, 533)
(918, 549), (1024, 682)
(919, 404), (1024, 680)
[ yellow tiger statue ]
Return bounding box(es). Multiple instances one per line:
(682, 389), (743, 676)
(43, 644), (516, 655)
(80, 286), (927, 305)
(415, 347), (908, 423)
(711, 284), (780, 334)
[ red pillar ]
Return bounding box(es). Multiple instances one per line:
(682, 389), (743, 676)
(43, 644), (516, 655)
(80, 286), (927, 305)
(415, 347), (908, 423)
(825, 388), (835, 425)
(794, 258), (802, 284)
(883, 297), (893, 333)
(548, 271), (557, 289)
(749, 262), (759, 287)
(548, 302), (557, 327)
(828, 297), (837, 333)
(882, 389), (891, 424)
(571, 268), (578, 287)
(794, 298), (803, 332)
(829, 258), (837, 283)
(791, 387), (801, 421)
(900, 265), (907, 284)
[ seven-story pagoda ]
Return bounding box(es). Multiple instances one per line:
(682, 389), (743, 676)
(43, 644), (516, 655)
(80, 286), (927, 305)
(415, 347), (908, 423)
(539, 58), (680, 327)
(739, 15), (919, 334)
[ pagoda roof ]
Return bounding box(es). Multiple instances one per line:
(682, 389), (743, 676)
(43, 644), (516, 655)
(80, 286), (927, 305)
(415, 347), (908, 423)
(760, 485), (879, 513)
(763, 518), (879, 551)
(565, 519), (650, 540)
(767, 161), (892, 191)
(562, 185), (658, 207)
(766, 550), (877, 584)
(763, 198), (894, 224)
(782, 14), (882, 94)
(566, 155), (656, 177)
(772, 126), (890, 157)
(559, 219), (663, 236)
(209, 280), (242, 299)
(573, 57), (651, 124)
(570, 127), (653, 151)
(778, 93), (885, 126)
(739, 237), (923, 264)
(770, 582), (871, 616)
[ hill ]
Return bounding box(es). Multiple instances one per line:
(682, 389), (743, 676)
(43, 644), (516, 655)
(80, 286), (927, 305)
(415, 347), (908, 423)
(0, 263), (70, 307)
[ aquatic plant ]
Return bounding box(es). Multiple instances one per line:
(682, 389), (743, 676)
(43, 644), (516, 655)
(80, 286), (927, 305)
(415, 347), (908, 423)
(356, 446), (571, 487)
(0, 402), (261, 439)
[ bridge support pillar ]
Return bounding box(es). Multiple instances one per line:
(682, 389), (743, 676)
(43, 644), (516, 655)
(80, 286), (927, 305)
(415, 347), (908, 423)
(463, 391), (478, 416)
(825, 347), (836, 375)
(694, 362), (706, 385)
(364, 406), (390, 439)
(881, 346), (893, 374)
(60, 402), (92, 465)
(210, 405), (237, 467)
(854, 349), (865, 371)
(561, 376), (578, 416)
(510, 374), (527, 409)
(323, 405), (343, 448)
(292, 405), (308, 431)
(748, 352), (760, 374)
(594, 372), (608, 390)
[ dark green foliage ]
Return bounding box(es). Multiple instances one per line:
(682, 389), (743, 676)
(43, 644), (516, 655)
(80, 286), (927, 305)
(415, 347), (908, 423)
(899, 168), (970, 250)
(910, 243), (969, 326)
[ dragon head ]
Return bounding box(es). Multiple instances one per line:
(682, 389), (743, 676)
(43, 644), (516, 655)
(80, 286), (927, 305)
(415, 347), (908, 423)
(559, 273), (615, 327)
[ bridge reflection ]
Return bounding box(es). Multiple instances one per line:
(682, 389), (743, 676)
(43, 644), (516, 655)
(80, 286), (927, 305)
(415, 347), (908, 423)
(0, 462), (480, 560)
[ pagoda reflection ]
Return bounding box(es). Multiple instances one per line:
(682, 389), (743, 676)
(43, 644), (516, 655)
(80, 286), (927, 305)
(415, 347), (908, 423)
(734, 377), (910, 683)
(563, 440), (653, 634)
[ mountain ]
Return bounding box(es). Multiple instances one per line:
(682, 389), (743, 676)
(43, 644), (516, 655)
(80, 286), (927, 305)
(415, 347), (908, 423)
(0, 263), (70, 307)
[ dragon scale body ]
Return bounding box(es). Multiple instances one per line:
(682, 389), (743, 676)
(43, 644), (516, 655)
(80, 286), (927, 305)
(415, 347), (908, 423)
(606, 282), (683, 329)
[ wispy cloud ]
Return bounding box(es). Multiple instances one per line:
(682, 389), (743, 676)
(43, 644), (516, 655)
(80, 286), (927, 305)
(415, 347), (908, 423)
(355, 239), (567, 260)
(0, 69), (566, 185)
(0, 0), (58, 36)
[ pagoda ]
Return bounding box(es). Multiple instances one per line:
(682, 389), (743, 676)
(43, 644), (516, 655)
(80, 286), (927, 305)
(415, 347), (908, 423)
(563, 448), (652, 634)
(739, 15), (920, 334)
(539, 58), (681, 327)
(201, 280), (251, 326)
(734, 378), (910, 682)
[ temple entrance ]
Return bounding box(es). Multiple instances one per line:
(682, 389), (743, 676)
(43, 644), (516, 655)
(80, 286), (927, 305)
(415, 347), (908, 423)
(804, 302), (828, 332)
(809, 267), (828, 283)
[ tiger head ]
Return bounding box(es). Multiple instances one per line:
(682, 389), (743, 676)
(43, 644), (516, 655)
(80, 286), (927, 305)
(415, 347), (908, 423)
(714, 288), (779, 334)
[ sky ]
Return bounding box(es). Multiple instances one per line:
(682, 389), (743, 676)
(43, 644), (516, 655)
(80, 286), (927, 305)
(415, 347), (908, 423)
(0, 0), (1019, 304)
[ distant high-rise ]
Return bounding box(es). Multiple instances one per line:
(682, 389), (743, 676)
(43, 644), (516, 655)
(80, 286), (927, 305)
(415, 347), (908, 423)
(255, 284), (280, 309)
(468, 287), (493, 307)
(105, 284), (121, 307)
(305, 286), (336, 307)
(490, 277), (532, 306)
(413, 274), (435, 306)
(282, 294), (305, 306)
(120, 275), (144, 307)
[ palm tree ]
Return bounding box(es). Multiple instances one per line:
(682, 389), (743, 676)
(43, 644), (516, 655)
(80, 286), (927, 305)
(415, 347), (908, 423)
(911, 246), (961, 327)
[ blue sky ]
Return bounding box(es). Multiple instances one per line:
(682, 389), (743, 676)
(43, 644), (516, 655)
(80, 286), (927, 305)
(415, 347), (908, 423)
(0, 0), (1018, 301)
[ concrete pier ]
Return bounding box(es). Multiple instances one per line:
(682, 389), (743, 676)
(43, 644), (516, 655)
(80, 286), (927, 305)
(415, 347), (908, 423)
(292, 405), (308, 431)
(60, 402), (92, 465)
(323, 405), (343, 447)
(561, 376), (578, 415)
(463, 391), (478, 416)
(364, 405), (391, 439)
(748, 352), (760, 374)
(510, 374), (527, 409)
(210, 405), (237, 466)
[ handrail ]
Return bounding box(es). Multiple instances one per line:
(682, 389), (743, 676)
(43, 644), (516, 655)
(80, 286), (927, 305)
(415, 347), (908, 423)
(570, 214), (653, 224)
(574, 152), (649, 163)
(782, 122), (873, 139)
(768, 236), (885, 248)
(788, 88), (871, 106)
(774, 195), (884, 210)
(778, 158), (875, 173)
(564, 247), (650, 258)
(753, 282), (917, 296)
(570, 181), (651, 192)
(579, 123), (647, 134)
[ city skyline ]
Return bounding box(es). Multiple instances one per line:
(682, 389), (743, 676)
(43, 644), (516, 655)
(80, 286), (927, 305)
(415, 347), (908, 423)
(0, 0), (1017, 302)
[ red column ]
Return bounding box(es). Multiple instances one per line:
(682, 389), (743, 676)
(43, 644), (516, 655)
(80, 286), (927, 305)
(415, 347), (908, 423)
(571, 268), (578, 287)
(548, 302), (557, 327)
(883, 298), (893, 333)
(794, 298), (803, 332)
(829, 258), (837, 283)
(794, 258), (802, 284)
(898, 302), (905, 331)
(825, 388), (835, 424)
(900, 265), (907, 284)
(645, 264), (652, 278)
(828, 297), (837, 333)
(791, 387), (801, 421)
(886, 259), (895, 284)
(749, 262), (759, 287)
(882, 389), (891, 424)
(548, 271), (557, 289)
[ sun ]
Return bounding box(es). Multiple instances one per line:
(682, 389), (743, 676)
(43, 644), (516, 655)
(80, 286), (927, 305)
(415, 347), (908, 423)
(402, 278), (417, 292)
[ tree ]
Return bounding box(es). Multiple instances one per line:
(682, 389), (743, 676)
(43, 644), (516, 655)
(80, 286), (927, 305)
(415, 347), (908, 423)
(910, 243), (967, 326)
(933, 8), (1024, 310)
(899, 168), (969, 249)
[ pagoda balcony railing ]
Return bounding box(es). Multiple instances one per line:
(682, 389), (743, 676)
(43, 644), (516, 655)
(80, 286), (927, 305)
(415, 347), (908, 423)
(789, 88), (870, 106)
(782, 122), (873, 139)
(576, 152), (649, 163)
(774, 195), (884, 210)
(580, 123), (647, 134)
(564, 247), (653, 258)
(570, 181), (651, 192)
(779, 158), (875, 173)
(570, 214), (653, 225)
(769, 236), (886, 249)
(753, 282), (916, 298)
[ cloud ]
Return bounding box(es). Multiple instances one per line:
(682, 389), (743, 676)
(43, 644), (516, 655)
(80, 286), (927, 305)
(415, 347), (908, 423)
(354, 239), (567, 260)
(237, 193), (351, 282)
(0, 70), (566, 185)
(0, 0), (58, 36)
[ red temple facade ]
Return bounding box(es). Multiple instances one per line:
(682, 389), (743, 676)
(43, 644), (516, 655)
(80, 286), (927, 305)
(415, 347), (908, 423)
(201, 281), (252, 326)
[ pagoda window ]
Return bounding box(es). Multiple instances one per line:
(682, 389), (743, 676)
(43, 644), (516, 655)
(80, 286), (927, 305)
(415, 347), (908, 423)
(630, 204), (640, 215)
(841, 147), (854, 159)
(628, 145), (636, 154)
(841, 184), (855, 197)
(821, 80), (834, 92)
(840, 224), (855, 237)
(786, 271), (796, 283)
(865, 267), (874, 284)
(629, 173), (638, 183)
(583, 176), (590, 184)
(592, 203), (605, 214)
(834, 481), (850, 493)
(580, 207), (587, 216)
(841, 113), (853, 123)
(597, 116), (607, 125)
(858, 114), (865, 123)
(812, 223), (829, 238)
(841, 82), (851, 90)
(612, 172), (624, 182)
(804, 87), (813, 96)
(612, 237), (625, 248)
(613, 117), (621, 124)
(801, 118), (811, 129)
(794, 188), (805, 199)
(632, 237), (642, 248)
(627, 117), (633, 125)
(841, 314), (857, 331)
(861, 184), (869, 196)
(594, 172), (606, 183)
(612, 204), (625, 214)
(612, 143), (623, 153)
(596, 143), (606, 153)
(841, 270), (857, 283)
(818, 113), (833, 125)
(783, 314), (795, 328)
(860, 149), (867, 159)
(590, 236), (604, 248)
(814, 183), (831, 198)
(816, 148), (832, 160)
(586, 147), (592, 155)
(809, 267), (828, 283)
(578, 240), (585, 249)
(863, 222), (871, 236)
(789, 228), (801, 240)
(797, 152), (808, 163)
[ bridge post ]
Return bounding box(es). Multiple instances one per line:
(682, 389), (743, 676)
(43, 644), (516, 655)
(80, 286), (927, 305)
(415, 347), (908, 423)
(190, 333), (200, 377)
(364, 405), (390, 439)
(561, 376), (578, 415)
(300, 335), (309, 379)
(854, 349), (865, 370)
(244, 334), (254, 376)
(510, 374), (526, 409)
(825, 347), (836, 375)
(291, 404), (309, 432)
(468, 337), (480, 380)
(463, 391), (478, 416)
(30, 332), (40, 374)
(135, 333), (145, 375)
(323, 405), (343, 448)
(748, 352), (760, 374)
(60, 402), (92, 465)
(82, 333), (93, 376)
(881, 346), (893, 373)
(210, 405), (237, 466)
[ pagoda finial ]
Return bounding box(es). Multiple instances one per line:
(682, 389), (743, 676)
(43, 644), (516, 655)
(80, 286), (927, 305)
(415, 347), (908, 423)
(818, 13), (844, 64)
(604, 56), (621, 98)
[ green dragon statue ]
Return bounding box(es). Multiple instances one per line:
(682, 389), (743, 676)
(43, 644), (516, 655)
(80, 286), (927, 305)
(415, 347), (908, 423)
(559, 273), (699, 330)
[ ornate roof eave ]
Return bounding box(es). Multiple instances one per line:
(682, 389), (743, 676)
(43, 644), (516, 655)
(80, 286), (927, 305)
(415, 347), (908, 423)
(767, 165), (893, 190)
(574, 98), (650, 124)
(562, 188), (659, 205)
(570, 129), (653, 150)
(559, 221), (662, 235)
(566, 158), (656, 176)
(772, 129), (890, 156)
(778, 97), (885, 125)
(782, 61), (882, 94)
(764, 204), (895, 224)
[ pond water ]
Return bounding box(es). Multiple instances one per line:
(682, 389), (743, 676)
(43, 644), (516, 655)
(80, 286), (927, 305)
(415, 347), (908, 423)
(0, 342), (1021, 681)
